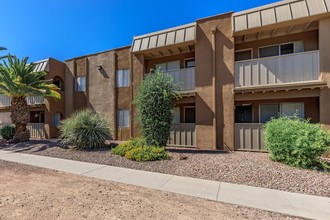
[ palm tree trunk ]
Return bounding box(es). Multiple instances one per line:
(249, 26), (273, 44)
(10, 97), (30, 142)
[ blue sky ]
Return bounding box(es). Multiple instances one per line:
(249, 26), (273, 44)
(0, 0), (278, 62)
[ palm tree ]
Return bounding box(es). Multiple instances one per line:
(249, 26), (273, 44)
(0, 54), (60, 142)
(0, 47), (7, 60)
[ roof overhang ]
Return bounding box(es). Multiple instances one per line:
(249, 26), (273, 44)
(234, 81), (327, 94)
(233, 0), (330, 43)
(132, 23), (196, 59)
(33, 59), (49, 72)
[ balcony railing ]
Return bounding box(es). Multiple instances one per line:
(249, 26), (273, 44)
(168, 123), (196, 147)
(166, 67), (195, 92)
(0, 123), (45, 138)
(235, 123), (266, 152)
(235, 50), (320, 88)
(0, 94), (44, 107)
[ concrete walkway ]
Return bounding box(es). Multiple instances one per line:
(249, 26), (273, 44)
(0, 150), (329, 220)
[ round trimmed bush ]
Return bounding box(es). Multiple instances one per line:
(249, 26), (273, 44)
(0, 125), (15, 140)
(265, 116), (330, 169)
(60, 109), (111, 150)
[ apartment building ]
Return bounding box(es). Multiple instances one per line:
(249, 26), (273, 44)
(0, 58), (66, 138)
(1, 0), (329, 151)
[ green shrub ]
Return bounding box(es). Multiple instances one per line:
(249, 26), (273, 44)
(112, 138), (146, 156)
(112, 138), (169, 162)
(0, 125), (15, 140)
(124, 146), (169, 162)
(135, 69), (180, 147)
(265, 116), (330, 169)
(60, 109), (111, 150)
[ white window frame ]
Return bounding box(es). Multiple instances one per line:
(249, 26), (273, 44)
(116, 69), (130, 88)
(76, 76), (86, 92)
(117, 109), (130, 127)
(259, 102), (304, 123)
(258, 41), (304, 58)
(155, 60), (180, 72)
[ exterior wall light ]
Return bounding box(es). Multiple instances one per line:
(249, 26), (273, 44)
(97, 65), (103, 70)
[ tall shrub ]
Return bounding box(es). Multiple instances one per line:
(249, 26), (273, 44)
(135, 69), (180, 147)
(265, 116), (330, 169)
(60, 109), (111, 150)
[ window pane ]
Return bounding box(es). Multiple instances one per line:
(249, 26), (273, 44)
(123, 110), (130, 127)
(260, 104), (280, 123)
(184, 107), (196, 123)
(185, 59), (195, 68)
(166, 60), (180, 71)
(280, 102), (304, 118)
(172, 107), (180, 124)
(259, 45), (279, 58)
(280, 43), (294, 55)
(155, 63), (166, 71)
(124, 69), (130, 87)
(235, 50), (252, 61)
(76, 77), (86, 91)
(294, 41), (304, 53)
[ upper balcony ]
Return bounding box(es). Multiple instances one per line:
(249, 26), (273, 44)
(0, 95), (44, 107)
(234, 50), (324, 90)
(162, 67), (195, 93)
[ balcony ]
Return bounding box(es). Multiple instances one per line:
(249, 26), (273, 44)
(235, 51), (320, 89)
(235, 123), (266, 152)
(168, 123), (196, 147)
(166, 67), (195, 92)
(0, 94), (44, 107)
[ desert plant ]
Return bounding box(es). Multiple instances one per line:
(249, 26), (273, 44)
(112, 138), (146, 156)
(0, 54), (60, 142)
(135, 69), (180, 147)
(265, 116), (330, 170)
(0, 125), (15, 140)
(124, 146), (169, 162)
(60, 109), (111, 150)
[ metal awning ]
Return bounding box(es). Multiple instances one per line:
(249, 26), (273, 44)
(132, 23), (196, 54)
(234, 81), (327, 94)
(233, 0), (330, 33)
(33, 59), (49, 72)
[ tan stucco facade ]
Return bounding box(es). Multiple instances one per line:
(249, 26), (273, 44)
(4, 1), (328, 151)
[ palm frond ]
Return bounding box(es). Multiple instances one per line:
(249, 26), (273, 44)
(0, 54), (61, 100)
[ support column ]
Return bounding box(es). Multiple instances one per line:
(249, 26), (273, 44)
(319, 18), (330, 129)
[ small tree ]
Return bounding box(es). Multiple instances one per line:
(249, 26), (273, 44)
(135, 69), (180, 147)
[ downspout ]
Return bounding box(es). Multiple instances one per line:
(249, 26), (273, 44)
(212, 29), (217, 149)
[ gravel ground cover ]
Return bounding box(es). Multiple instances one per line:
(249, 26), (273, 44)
(1, 139), (329, 198)
(0, 160), (301, 220)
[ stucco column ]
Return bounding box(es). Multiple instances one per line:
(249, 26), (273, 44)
(319, 18), (330, 128)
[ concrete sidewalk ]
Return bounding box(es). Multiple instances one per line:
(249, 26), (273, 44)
(0, 150), (329, 220)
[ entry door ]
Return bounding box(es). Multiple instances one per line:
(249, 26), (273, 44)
(235, 106), (253, 123)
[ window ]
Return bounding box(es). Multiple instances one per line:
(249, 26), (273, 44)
(52, 112), (62, 126)
(53, 77), (64, 91)
(185, 59), (195, 68)
(116, 69), (130, 87)
(260, 102), (304, 123)
(155, 60), (180, 72)
(184, 107), (195, 123)
(30, 111), (45, 123)
(76, 76), (86, 92)
(259, 41), (304, 58)
(117, 109), (130, 127)
(235, 49), (252, 61)
(235, 105), (253, 123)
(173, 107), (180, 124)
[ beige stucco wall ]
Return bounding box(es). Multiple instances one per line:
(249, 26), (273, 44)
(319, 18), (330, 129)
(195, 12), (235, 150)
(87, 51), (116, 139)
(44, 58), (66, 138)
